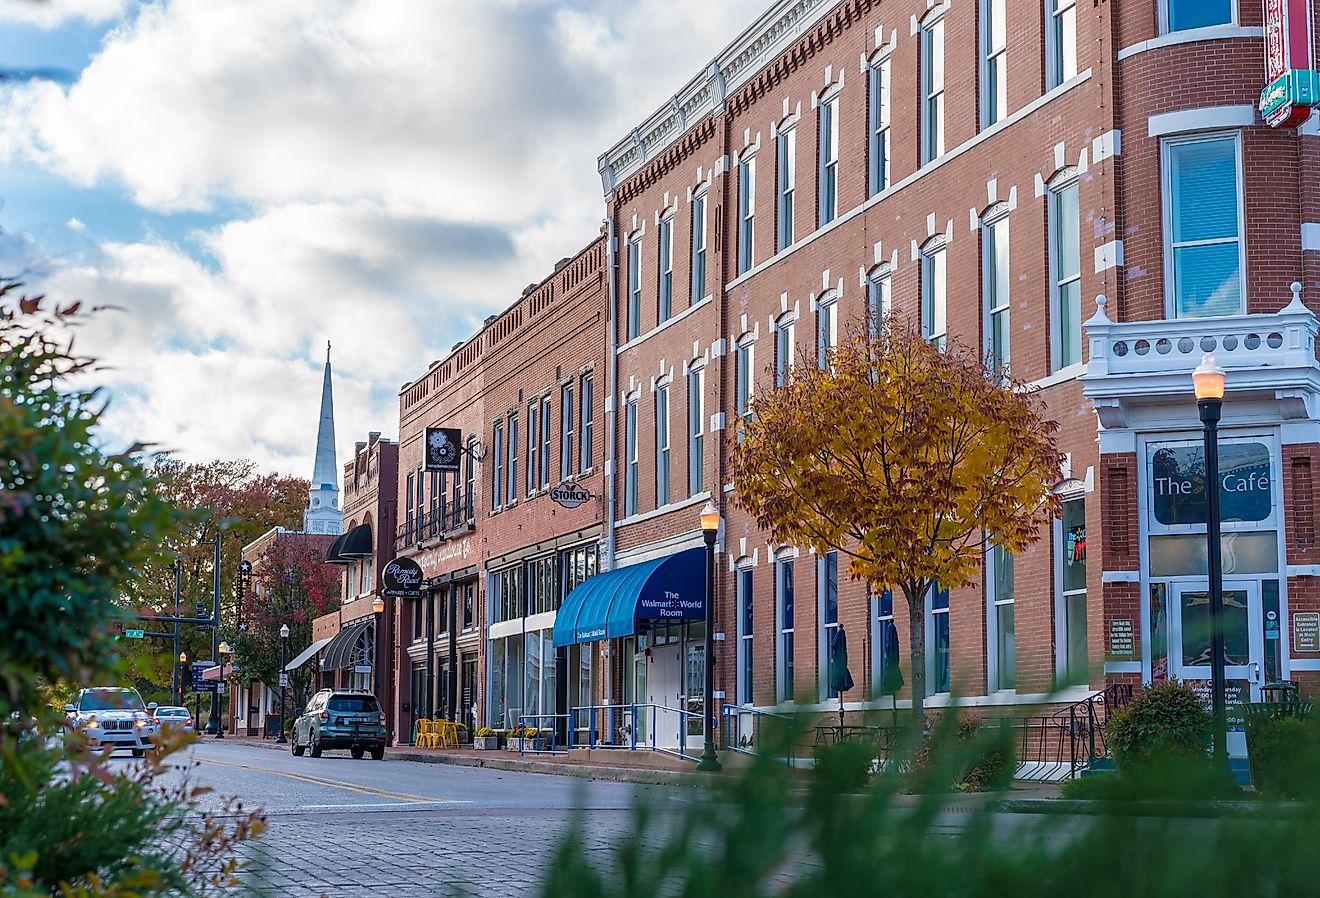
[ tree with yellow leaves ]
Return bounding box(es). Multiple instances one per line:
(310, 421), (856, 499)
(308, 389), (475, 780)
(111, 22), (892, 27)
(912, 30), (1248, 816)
(730, 319), (1062, 719)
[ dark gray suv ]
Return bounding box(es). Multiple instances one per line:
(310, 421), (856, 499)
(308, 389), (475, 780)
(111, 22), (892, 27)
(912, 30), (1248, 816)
(291, 690), (386, 760)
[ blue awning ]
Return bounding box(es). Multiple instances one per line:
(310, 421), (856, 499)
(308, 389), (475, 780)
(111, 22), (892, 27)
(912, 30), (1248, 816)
(552, 547), (706, 647)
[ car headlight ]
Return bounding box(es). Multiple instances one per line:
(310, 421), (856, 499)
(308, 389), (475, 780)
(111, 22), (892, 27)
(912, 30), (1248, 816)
(85, 718), (99, 730)
(135, 718), (148, 729)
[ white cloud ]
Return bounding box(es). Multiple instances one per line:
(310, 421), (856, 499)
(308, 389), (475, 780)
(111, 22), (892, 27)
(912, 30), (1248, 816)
(0, 0), (128, 29)
(0, 0), (767, 476)
(66, 216), (84, 230)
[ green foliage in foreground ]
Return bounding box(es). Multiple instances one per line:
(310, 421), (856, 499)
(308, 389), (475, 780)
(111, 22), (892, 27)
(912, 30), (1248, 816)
(540, 716), (1320, 898)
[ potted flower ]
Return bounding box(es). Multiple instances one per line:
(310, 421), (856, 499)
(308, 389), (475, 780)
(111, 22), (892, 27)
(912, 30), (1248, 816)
(474, 727), (499, 750)
(510, 725), (543, 752)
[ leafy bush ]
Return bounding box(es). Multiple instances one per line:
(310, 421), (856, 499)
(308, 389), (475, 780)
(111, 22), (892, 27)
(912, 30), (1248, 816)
(909, 713), (1016, 792)
(1246, 711), (1318, 799)
(1107, 681), (1211, 776)
(476, 727), (497, 737)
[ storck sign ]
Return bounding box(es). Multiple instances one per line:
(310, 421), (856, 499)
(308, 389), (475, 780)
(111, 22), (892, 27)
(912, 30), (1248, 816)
(1260, 0), (1319, 128)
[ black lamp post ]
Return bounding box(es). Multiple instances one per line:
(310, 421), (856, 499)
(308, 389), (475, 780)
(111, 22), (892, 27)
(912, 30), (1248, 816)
(372, 596), (385, 699)
(277, 624), (290, 744)
(1193, 353), (1230, 770)
(697, 501), (722, 772)
(178, 652), (188, 706)
(216, 641), (231, 739)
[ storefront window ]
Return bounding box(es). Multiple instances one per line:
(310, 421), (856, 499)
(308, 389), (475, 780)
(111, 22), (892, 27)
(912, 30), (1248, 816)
(1061, 498), (1087, 686)
(1150, 582), (1169, 682)
(1149, 532), (1278, 577)
(928, 584), (950, 694)
(1180, 589), (1250, 667)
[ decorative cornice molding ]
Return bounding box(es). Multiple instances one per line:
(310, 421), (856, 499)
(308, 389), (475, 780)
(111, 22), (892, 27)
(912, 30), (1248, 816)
(599, 0), (862, 201)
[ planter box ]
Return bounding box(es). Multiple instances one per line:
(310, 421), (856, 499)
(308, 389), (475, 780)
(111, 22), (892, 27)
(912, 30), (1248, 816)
(473, 736), (499, 750)
(512, 737), (549, 752)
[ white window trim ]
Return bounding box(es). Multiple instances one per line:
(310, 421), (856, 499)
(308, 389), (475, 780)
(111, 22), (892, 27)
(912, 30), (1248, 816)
(655, 380), (671, 507)
(1045, 0), (1078, 89)
(924, 585), (951, 695)
(1160, 129), (1246, 319)
(817, 551), (840, 701)
(979, 0), (1007, 129)
(985, 543), (1016, 694)
(627, 236), (643, 340)
(818, 92), (840, 225)
(981, 205), (1011, 372)
(775, 553), (796, 704)
(816, 293), (838, 368)
(658, 213), (675, 322)
(1054, 494), (1089, 686)
(738, 155), (757, 274)
(690, 190), (709, 304)
(776, 126), (797, 252)
(866, 264), (893, 335)
(624, 398), (639, 516)
(867, 49), (892, 197)
(774, 312), (796, 386)
(919, 8), (946, 165)
(1158, 0), (1237, 35)
(919, 236), (948, 348)
(560, 382), (575, 482)
(1046, 169), (1082, 372)
(688, 363), (705, 496)
(736, 565), (755, 706)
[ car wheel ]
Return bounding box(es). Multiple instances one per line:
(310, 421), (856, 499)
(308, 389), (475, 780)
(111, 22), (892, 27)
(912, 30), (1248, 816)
(371, 747), (384, 761)
(351, 747), (364, 760)
(310, 734), (323, 758)
(291, 732), (305, 757)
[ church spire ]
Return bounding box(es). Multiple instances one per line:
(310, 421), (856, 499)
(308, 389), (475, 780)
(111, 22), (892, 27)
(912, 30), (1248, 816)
(303, 340), (343, 534)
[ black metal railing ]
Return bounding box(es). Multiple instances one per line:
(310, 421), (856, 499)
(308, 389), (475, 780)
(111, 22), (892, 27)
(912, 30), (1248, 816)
(1014, 683), (1134, 778)
(395, 495), (475, 549)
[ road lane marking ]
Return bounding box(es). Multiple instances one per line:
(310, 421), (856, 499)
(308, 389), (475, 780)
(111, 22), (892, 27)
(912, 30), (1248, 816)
(194, 756), (455, 805)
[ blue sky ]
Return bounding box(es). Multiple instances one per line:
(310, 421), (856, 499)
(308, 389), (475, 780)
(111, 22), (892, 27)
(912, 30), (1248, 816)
(0, 0), (764, 477)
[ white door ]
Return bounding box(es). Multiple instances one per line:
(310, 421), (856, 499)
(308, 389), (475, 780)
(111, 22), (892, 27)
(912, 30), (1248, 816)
(647, 646), (683, 749)
(1171, 581), (1263, 757)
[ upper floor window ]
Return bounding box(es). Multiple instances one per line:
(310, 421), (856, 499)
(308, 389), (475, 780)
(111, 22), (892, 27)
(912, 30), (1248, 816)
(491, 420), (505, 510)
(817, 296), (837, 368)
(738, 156), (756, 274)
(776, 127), (796, 251)
(867, 52), (891, 196)
(580, 372), (595, 471)
(982, 209), (1011, 373)
(655, 382), (671, 507)
(506, 412), (518, 503)
(818, 93), (840, 226)
(1163, 133), (1243, 318)
(560, 382), (575, 481)
(688, 365), (705, 495)
(526, 401), (538, 495)
(539, 395), (552, 488)
(691, 192), (707, 302)
(1049, 175), (1082, 369)
(464, 437), (475, 517)
(920, 238), (948, 350)
(735, 338), (755, 441)
(980, 0), (1007, 128)
(920, 9), (946, 165)
(774, 314), (795, 387)
(658, 215), (674, 323)
(867, 265), (892, 337)
(624, 398), (638, 516)
(1163, 0), (1232, 32)
(1046, 0), (1077, 88)
(627, 236), (642, 340)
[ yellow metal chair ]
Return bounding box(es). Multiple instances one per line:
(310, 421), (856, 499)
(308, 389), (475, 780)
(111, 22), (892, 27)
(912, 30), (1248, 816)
(414, 718), (439, 749)
(438, 720), (460, 749)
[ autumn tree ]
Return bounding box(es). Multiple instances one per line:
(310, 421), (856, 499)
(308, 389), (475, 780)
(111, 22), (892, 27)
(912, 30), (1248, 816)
(229, 533), (341, 708)
(731, 320), (1062, 719)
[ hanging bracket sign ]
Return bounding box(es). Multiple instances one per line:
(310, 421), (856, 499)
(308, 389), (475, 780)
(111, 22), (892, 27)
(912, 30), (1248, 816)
(549, 481), (592, 509)
(424, 427), (463, 472)
(380, 556), (424, 599)
(1260, 0), (1320, 128)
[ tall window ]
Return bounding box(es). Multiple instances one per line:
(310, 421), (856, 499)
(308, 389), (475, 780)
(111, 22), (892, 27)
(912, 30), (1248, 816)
(464, 437), (475, 517)
(688, 365), (704, 495)
(658, 215), (674, 322)
(980, 0), (1007, 128)
(491, 420), (504, 510)
(690, 192), (707, 302)
(1164, 133), (1243, 318)
(989, 543), (1015, 691)
(580, 372), (594, 471)
(526, 402), (538, 494)
(735, 339), (754, 441)
(737, 567), (754, 704)
(1164, 0), (1232, 32)
(627, 237), (641, 340)
(921, 240), (947, 350)
(920, 11), (945, 164)
(624, 399), (638, 516)
(1047, 0), (1077, 88)
(817, 297), (837, 368)
(1060, 498), (1088, 686)
(539, 396), (552, 488)
(867, 267), (892, 336)
(818, 94), (839, 226)
(506, 412), (518, 503)
(927, 584), (951, 694)
(872, 588), (900, 698)
(405, 471), (415, 537)
(1049, 178), (1081, 370)
(868, 53), (891, 196)
(738, 156), (756, 274)
(560, 383), (574, 481)
(818, 551), (839, 701)
(776, 128), (796, 251)
(774, 315), (795, 387)
(655, 383), (670, 507)
(983, 213), (1010, 372)
(776, 556), (795, 703)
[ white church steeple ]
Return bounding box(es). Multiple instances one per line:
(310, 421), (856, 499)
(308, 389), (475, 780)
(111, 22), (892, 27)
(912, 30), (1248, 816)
(303, 341), (343, 535)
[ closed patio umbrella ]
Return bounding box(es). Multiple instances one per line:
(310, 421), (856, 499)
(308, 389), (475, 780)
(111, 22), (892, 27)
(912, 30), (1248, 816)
(828, 627), (855, 734)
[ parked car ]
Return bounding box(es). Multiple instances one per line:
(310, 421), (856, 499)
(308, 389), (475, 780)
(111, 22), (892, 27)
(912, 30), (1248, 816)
(151, 705), (194, 733)
(291, 690), (386, 760)
(64, 687), (159, 757)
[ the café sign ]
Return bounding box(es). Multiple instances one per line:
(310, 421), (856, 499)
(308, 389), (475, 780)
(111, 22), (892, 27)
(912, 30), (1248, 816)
(1150, 441), (1273, 526)
(1260, 0), (1319, 128)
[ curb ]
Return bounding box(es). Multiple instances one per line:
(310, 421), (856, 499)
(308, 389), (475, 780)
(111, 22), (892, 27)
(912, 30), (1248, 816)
(992, 797), (1311, 819)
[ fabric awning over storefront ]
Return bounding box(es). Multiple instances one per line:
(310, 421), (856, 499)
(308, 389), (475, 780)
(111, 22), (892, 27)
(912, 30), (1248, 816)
(552, 547), (705, 647)
(324, 532), (351, 565)
(284, 637), (333, 672)
(320, 619), (373, 671)
(338, 523), (373, 559)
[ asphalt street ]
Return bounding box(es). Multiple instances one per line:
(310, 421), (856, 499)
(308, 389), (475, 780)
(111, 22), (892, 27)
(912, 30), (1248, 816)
(150, 741), (672, 897)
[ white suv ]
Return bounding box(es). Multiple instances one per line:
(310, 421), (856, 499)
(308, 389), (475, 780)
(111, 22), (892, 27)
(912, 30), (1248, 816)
(65, 687), (159, 757)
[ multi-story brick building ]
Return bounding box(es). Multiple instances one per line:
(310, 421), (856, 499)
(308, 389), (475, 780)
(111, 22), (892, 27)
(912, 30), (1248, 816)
(579, 0), (1320, 757)
(394, 237), (608, 739)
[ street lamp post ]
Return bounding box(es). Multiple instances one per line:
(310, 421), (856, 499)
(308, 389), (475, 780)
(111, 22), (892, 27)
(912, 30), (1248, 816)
(217, 641), (231, 739)
(1193, 354), (1230, 770)
(372, 597), (385, 700)
(697, 501), (722, 773)
(178, 652), (188, 706)
(277, 624), (290, 745)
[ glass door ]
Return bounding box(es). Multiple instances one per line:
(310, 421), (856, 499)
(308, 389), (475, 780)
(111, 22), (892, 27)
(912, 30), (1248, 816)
(1171, 580), (1263, 756)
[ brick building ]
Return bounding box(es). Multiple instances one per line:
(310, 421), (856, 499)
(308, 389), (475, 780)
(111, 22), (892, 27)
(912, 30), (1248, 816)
(393, 237), (608, 739)
(578, 0), (1320, 757)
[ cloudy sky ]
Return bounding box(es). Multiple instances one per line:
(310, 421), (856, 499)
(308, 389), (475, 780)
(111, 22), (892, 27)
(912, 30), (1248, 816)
(0, 0), (763, 478)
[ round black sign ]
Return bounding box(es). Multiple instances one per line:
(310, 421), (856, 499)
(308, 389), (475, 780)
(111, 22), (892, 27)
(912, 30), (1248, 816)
(380, 556), (424, 598)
